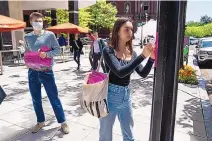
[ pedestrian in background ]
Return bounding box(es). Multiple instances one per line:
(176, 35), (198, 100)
(87, 31), (106, 72)
(70, 33), (83, 70)
(58, 34), (67, 47)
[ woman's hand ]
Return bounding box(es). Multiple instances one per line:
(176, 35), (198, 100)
(150, 46), (156, 60)
(141, 43), (154, 58)
(40, 52), (47, 59)
(150, 51), (155, 60)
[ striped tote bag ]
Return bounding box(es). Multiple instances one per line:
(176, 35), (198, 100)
(81, 58), (109, 118)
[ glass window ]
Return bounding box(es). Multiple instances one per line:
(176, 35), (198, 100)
(125, 2), (131, 14)
(202, 41), (212, 48)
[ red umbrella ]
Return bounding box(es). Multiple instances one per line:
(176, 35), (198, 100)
(0, 15), (26, 51)
(0, 15), (26, 32)
(47, 22), (89, 34)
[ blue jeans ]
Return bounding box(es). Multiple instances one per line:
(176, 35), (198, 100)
(99, 84), (134, 141)
(28, 68), (66, 123)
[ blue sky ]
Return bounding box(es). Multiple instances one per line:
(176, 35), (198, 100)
(186, 1), (212, 22)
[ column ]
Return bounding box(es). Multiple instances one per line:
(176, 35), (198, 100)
(68, 1), (79, 25)
(8, 1), (24, 50)
(68, 1), (79, 41)
(51, 9), (57, 26)
(0, 1), (12, 50)
(149, 1), (187, 141)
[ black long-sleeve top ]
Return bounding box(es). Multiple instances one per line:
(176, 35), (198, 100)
(70, 39), (83, 52)
(103, 47), (154, 86)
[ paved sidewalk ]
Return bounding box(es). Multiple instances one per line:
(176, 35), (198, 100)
(0, 49), (210, 141)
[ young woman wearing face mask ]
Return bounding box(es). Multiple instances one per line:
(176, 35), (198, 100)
(100, 18), (155, 141)
(24, 12), (69, 134)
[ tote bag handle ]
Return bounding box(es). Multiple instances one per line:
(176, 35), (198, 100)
(96, 55), (103, 72)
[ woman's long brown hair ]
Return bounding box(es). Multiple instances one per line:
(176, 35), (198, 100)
(110, 17), (133, 55)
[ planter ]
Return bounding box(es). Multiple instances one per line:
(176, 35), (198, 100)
(184, 83), (198, 88)
(179, 65), (198, 85)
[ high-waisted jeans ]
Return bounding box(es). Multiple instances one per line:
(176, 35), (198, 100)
(99, 83), (134, 141)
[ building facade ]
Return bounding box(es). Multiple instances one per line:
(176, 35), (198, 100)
(99, 1), (158, 37)
(0, 0), (95, 51)
(109, 1), (157, 26)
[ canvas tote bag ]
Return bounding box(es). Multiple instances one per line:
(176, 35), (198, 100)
(81, 56), (110, 118)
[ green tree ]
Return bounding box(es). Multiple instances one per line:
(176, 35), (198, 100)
(186, 21), (201, 27)
(200, 15), (212, 25)
(56, 9), (69, 24)
(43, 0), (117, 31)
(79, 8), (92, 28)
(87, 0), (117, 31)
(185, 23), (212, 38)
(43, 10), (51, 26)
(44, 9), (69, 26)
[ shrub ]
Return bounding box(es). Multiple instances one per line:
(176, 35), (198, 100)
(185, 23), (212, 38)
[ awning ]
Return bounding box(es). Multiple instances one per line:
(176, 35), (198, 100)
(0, 15), (26, 32)
(47, 22), (89, 34)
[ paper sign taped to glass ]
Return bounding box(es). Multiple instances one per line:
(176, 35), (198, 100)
(24, 45), (52, 70)
(154, 32), (158, 67)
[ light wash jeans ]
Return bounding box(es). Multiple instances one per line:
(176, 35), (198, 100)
(99, 83), (134, 141)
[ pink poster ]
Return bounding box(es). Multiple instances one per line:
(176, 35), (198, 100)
(154, 32), (158, 68)
(24, 46), (52, 70)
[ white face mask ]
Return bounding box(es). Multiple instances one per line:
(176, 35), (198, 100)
(32, 22), (43, 31)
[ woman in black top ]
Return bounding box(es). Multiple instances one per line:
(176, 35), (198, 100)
(71, 34), (83, 70)
(99, 18), (155, 141)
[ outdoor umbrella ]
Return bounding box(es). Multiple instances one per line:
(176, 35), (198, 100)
(0, 15), (26, 50)
(0, 15), (26, 32)
(46, 22), (89, 34)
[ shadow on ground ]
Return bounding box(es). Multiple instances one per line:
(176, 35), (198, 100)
(130, 74), (154, 108)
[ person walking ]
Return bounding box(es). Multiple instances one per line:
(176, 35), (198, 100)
(70, 34), (83, 70)
(58, 34), (67, 47)
(87, 32), (95, 70)
(183, 45), (189, 65)
(24, 12), (69, 134)
(88, 31), (106, 71)
(100, 17), (155, 141)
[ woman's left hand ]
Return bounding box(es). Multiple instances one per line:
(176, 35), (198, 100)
(150, 53), (155, 60)
(40, 52), (47, 59)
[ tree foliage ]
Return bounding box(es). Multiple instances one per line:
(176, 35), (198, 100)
(79, 8), (92, 28)
(186, 21), (201, 27)
(86, 0), (117, 31)
(56, 9), (69, 24)
(185, 23), (212, 38)
(185, 15), (212, 38)
(44, 9), (69, 26)
(43, 0), (117, 31)
(200, 15), (212, 25)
